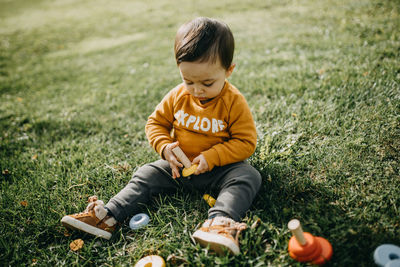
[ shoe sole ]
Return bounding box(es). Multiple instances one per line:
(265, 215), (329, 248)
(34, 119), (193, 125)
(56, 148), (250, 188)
(192, 230), (240, 255)
(61, 216), (112, 240)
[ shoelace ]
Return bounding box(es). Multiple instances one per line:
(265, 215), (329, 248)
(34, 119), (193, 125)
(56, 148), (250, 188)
(209, 218), (247, 243)
(75, 196), (98, 215)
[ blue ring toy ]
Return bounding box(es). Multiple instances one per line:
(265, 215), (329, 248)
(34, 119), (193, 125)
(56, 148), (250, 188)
(374, 244), (400, 267)
(386, 259), (400, 267)
(129, 213), (150, 230)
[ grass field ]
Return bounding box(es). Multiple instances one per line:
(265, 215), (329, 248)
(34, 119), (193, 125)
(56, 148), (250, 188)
(1, 0), (399, 266)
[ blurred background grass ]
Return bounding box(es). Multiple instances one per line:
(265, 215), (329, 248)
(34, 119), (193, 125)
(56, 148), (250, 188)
(0, 0), (399, 266)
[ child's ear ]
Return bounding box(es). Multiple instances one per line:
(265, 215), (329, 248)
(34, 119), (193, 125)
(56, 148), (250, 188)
(225, 63), (236, 78)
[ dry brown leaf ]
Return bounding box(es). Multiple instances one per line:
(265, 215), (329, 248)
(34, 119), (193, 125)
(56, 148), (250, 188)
(32, 154), (38, 160)
(20, 200), (28, 207)
(70, 239), (84, 251)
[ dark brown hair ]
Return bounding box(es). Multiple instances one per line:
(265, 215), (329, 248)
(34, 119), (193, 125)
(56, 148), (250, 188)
(174, 17), (234, 70)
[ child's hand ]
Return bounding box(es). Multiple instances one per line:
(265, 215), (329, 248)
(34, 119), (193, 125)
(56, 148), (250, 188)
(192, 154), (209, 175)
(163, 142), (183, 179)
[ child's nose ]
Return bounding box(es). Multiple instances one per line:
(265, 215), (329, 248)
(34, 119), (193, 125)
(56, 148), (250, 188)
(193, 86), (204, 94)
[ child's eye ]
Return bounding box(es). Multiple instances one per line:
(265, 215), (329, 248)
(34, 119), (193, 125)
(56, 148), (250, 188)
(203, 83), (214, 87)
(185, 81), (194, 85)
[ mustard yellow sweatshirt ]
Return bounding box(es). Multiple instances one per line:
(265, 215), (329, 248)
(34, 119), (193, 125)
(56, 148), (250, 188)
(145, 81), (257, 171)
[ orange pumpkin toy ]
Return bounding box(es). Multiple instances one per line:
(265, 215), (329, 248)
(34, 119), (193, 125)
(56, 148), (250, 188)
(287, 219), (333, 265)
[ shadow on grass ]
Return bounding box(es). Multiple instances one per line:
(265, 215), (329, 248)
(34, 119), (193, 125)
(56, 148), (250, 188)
(1, 116), (103, 154)
(0, 117), (104, 185)
(250, 160), (398, 266)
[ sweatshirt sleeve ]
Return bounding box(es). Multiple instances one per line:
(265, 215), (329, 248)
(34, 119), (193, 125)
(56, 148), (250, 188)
(201, 94), (257, 170)
(145, 90), (175, 158)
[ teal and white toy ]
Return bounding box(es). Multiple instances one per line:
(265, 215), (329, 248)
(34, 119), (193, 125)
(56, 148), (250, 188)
(374, 244), (400, 267)
(129, 213), (150, 230)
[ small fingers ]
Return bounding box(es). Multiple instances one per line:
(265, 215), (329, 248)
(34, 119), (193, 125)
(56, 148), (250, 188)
(194, 164), (204, 175)
(174, 159), (183, 168)
(167, 154), (183, 168)
(172, 166), (180, 179)
(169, 160), (182, 179)
(192, 157), (200, 165)
(170, 141), (180, 148)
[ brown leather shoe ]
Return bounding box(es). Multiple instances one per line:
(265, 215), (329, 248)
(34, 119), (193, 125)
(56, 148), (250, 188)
(61, 196), (117, 240)
(192, 217), (247, 255)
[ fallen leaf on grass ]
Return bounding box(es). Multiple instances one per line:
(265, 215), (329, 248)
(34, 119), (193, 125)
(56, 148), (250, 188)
(20, 201), (28, 207)
(70, 239), (84, 251)
(64, 230), (71, 237)
(32, 154), (38, 160)
(17, 97), (23, 102)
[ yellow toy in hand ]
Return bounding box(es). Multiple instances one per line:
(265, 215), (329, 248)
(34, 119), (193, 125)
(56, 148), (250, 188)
(172, 146), (198, 177)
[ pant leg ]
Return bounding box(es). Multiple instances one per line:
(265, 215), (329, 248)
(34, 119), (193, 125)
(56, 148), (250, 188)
(205, 161), (262, 222)
(105, 159), (179, 222)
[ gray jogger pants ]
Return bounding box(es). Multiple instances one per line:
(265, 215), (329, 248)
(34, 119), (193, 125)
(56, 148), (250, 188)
(105, 159), (261, 222)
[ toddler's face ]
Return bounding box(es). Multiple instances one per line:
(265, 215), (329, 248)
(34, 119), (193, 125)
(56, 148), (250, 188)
(178, 59), (235, 103)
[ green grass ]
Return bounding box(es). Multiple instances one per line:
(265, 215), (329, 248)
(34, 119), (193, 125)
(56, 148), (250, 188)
(1, 0), (399, 266)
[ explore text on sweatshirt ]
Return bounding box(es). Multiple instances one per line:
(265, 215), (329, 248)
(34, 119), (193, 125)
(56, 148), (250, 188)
(145, 81), (257, 171)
